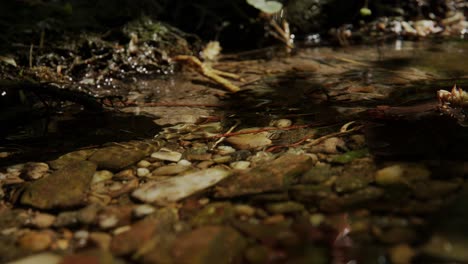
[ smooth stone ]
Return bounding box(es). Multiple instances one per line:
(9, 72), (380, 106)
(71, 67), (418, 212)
(20, 161), (97, 209)
(334, 174), (370, 193)
(225, 128), (272, 150)
(230, 161), (251, 170)
(89, 146), (148, 171)
(215, 154), (313, 198)
(375, 165), (404, 186)
(151, 148), (182, 162)
(216, 145), (236, 155)
(177, 159), (192, 166)
(133, 204), (156, 218)
(269, 119), (292, 128)
(309, 137), (346, 154)
(132, 168), (231, 204)
(91, 170), (114, 184)
(17, 231), (53, 252)
(151, 164), (191, 176)
(137, 160), (152, 168)
(48, 149), (96, 170)
(29, 213), (56, 229)
(136, 168), (151, 177)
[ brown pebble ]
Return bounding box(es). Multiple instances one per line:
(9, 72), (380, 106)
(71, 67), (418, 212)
(18, 230), (53, 252)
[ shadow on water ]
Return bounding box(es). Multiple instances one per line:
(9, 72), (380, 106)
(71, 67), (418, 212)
(222, 70), (343, 128)
(0, 109), (160, 167)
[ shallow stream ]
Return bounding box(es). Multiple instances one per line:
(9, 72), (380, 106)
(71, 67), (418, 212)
(1, 40), (468, 263)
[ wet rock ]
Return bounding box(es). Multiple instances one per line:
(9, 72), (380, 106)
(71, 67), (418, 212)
(230, 161), (250, 170)
(320, 187), (384, 212)
(411, 180), (461, 200)
(54, 204), (102, 227)
(91, 170), (113, 184)
(133, 204), (156, 218)
(27, 213), (56, 229)
(151, 148), (183, 162)
(300, 164), (339, 184)
(20, 161), (97, 210)
(191, 203), (234, 226)
(270, 119), (292, 128)
(110, 208), (177, 256)
(375, 164), (431, 186)
(113, 169), (136, 180)
(178, 159), (192, 166)
(97, 205), (134, 229)
(265, 201), (305, 214)
(151, 164), (191, 176)
(17, 230), (54, 252)
(132, 167), (231, 204)
(6, 253), (62, 264)
(226, 128), (273, 150)
(89, 143), (155, 171)
(172, 226), (246, 264)
(230, 150), (252, 161)
(185, 146), (212, 161)
(290, 184), (333, 203)
(212, 155), (231, 164)
(334, 174), (371, 193)
(48, 149), (97, 170)
(216, 145), (236, 155)
(375, 165), (405, 186)
(234, 204), (256, 217)
(20, 162), (49, 180)
(309, 137), (346, 154)
(136, 167), (150, 177)
(215, 154), (313, 198)
(137, 160), (152, 168)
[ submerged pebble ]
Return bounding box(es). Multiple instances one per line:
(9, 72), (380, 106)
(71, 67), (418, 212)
(21, 162), (49, 180)
(137, 160), (152, 168)
(136, 168), (151, 177)
(269, 119), (292, 128)
(226, 128), (272, 150)
(230, 161), (251, 170)
(375, 165), (404, 186)
(151, 148), (182, 162)
(91, 170), (114, 184)
(133, 204), (156, 218)
(132, 167), (232, 204)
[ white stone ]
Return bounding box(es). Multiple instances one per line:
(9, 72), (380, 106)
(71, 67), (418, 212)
(91, 170), (114, 184)
(137, 160), (152, 168)
(177, 159), (192, 166)
(216, 145), (236, 155)
(133, 204), (156, 218)
(151, 148), (182, 162)
(136, 168), (151, 177)
(230, 161), (251, 170)
(132, 168), (231, 204)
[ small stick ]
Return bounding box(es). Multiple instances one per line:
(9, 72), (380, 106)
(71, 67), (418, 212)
(172, 55), (241, 92)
